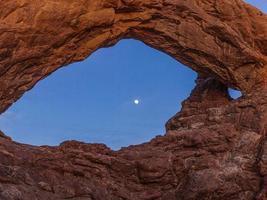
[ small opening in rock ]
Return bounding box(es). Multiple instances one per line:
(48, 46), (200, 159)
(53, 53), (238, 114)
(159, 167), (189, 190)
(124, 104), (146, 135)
(228, 88), (242, 100)
(0, 39), (197, 150)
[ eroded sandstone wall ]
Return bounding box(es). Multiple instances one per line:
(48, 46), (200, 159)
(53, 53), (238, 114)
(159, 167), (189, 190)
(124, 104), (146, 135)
(1, 78), (267, 199)
(0, 0), (267, 199)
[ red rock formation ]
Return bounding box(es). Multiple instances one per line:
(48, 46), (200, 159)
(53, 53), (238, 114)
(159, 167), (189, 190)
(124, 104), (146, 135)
(0, 0), (267, 199)
(0, 0), (267, 113)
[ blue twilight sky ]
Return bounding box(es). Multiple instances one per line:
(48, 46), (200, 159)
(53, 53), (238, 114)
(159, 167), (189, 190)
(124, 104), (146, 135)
(0, 1), (265, 150)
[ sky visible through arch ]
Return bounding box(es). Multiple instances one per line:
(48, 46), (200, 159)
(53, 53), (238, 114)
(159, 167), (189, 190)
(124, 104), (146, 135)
(0, 1), (265, 150)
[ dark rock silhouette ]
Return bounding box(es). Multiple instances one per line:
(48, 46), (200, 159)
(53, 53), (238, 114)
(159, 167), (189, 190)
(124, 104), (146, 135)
(0, 0), (267, 199)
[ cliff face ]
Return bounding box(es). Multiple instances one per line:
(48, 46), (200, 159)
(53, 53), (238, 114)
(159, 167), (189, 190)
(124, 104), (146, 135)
(0, 0), (267, 199)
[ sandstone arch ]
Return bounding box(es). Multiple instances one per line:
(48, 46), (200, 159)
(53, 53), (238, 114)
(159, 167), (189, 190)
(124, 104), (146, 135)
(0, 0), (267, 199)
(0, 0), (267, 113)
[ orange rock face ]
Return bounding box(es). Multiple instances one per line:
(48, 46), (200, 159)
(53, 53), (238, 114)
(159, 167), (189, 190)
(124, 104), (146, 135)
(0, 0), (267, 199)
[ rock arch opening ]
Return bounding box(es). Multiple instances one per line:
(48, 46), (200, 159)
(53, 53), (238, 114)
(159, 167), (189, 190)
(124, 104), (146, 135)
(0, 39), (197, 150)
(0, 0), (266, 117)
(228, 88), (242, 100)
(0, 1), (266, 199)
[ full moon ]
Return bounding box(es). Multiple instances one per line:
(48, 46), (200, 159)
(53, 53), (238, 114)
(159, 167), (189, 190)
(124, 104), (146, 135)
(134, 99), (139, 105)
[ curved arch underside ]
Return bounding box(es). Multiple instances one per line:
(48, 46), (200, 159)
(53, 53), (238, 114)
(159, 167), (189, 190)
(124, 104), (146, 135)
(0, 0), (267, 113)
(0, 0), (267, 199)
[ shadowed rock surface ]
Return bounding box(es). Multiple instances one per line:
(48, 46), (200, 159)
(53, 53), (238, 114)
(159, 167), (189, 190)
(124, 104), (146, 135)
(0, 0), (267, 199)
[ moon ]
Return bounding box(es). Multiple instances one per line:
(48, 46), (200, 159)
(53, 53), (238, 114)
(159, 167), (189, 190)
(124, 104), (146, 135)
(134, 99), (140, 105)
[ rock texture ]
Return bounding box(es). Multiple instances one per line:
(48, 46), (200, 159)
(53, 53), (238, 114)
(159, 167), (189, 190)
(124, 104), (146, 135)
(1, 78), (267, 200)
(0, 0), (267, 113)
(0, 0), (267, 199)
